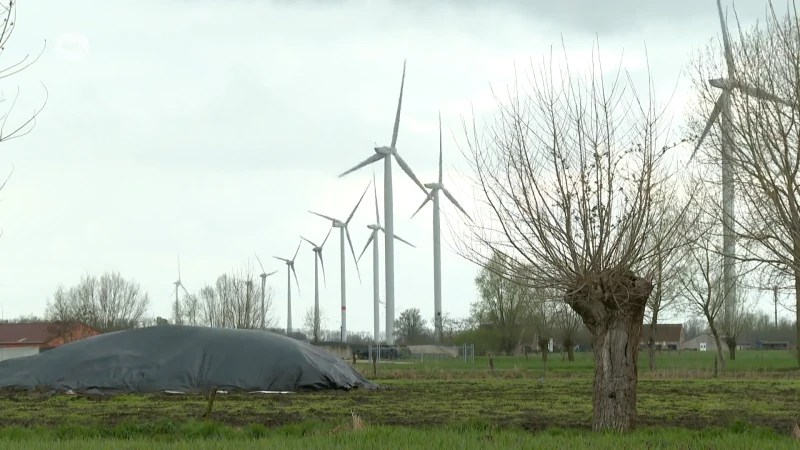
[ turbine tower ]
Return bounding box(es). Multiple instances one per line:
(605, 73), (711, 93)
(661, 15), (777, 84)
(357, 171), (416, 343)
(301, 227), (333, 343)
(411, 112), (471, 343)
(273, 240), (302, 334)
(171, 254), (192, 325)
(254, 253), (278, 330)
(693, 0), (792, 330)
(339, 60), (428, 345)
(309, 182), (370, 342)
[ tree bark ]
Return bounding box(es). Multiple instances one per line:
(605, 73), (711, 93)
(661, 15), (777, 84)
(647, 311), (658, 371)
(565, 269), (652, 432)
(538, 339), (549, 374)
(710, 323), (727, 370)
(727, 337), (736, 360)
(566, 339), (575, 362)
(794, 261), (800, 366)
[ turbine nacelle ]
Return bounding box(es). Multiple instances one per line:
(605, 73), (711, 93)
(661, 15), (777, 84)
(709, 77), (733, 90)
(374, 146), (394, 156)
(366, 223), (380, 231)
(424, 182), (442, 190)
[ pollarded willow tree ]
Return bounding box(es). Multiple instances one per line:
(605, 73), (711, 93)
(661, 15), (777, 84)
(686, 2), (800, 365)
(455, 43), (688, 431)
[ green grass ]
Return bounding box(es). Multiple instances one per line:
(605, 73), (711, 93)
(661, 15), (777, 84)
(368, 350), (800, 378)
(1, 350), (799, 446)
(0, 423), (797, 449)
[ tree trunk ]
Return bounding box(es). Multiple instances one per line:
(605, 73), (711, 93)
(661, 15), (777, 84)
(709, 324), (727, 370)
(566, 338), (575, 362)
(565, 269), (652, 432)
(538, 339), (550, 373)
(727, 337), (736, 360)
(647, 312), (658, 370)
(794, 262), (800, 366)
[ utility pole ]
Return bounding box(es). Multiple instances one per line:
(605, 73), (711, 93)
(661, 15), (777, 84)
(773, 285), (778, 328)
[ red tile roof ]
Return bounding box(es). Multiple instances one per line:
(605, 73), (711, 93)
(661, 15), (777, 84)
(0, 322), (82, 345)
(641, 323), (684, 343)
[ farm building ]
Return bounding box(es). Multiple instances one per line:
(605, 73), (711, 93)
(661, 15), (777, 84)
(314, 342), (353, 360)
(757, 341), (789, 350)
(0, 322), (99, 362)
(640, 323), (684, 351)
(683, 333), (726, 351)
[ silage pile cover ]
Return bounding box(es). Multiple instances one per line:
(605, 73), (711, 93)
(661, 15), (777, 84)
(0, 325), (376, 394)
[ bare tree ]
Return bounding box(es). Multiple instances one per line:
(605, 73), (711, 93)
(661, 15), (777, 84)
(45, 272), (150, 332)
(529, 290), (555, 371)
(455, 42), (686, 431)
(720, 295), (756, 359)
(472, 252), (531, 354)
(686, 1), (800, 365)
(553, 303), (582, 361)
(644, 198), (691, 370)
(679, 207), (730, 369)
(394, 308), (428, 345)
(195, 265), (276, 329)
(303, 306), (326, 344)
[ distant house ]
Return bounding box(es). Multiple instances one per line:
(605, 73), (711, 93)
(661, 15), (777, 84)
(758, 341), (789, 350)
(640, 323), (684, 351)
(0, 322), (100, 362)
(683, 333), (726, 352)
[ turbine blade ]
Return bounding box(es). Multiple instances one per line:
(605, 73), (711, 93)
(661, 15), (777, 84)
(254, 253), (266, 274)
(735, 81), (793, 107)
(346, 181), (371, 224)
(438, 111), (443, 184)
(373, 170), (380, 226)
(321, 226), (333, 248)
(393, 233), (415, 248)
(394, 152), (428, 195)
(318, 252), (327, 287)
(291, 264), (300, 294)
(300, 236), (319, 248)
(691, 92), (726, 160)
(716, 0), (735, 78)
(357, 232), (375, 263)
(391, 59), (406, 149)
(180, 284), (192, 299)
(345, 227), (361, 283)
(309, 211), (339, 223)
(266, 270), (278, 277)
(292, 240), (302, 262)
(274, 256), (290, 263)
(411, 192), (433, 219)
(339, 153), (384, 178)
(177, 254), (181, 280)
(442, 186), (472, 221)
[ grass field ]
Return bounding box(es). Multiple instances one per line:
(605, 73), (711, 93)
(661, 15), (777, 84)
(1, 351), (799, 448)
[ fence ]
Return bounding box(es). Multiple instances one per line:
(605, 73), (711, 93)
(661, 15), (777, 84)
(367, 343), (476, 363)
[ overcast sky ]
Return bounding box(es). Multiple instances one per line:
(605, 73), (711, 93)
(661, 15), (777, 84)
(0, 0), (793, 332)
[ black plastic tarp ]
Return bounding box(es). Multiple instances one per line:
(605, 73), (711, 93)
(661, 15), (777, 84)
(0, 325), (376, 394)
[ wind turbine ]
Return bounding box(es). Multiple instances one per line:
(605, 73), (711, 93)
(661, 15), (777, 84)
(301, 227), (333, 343)
(692, 0), (792, 330)
(338, 60), (428, 345)
(411, 112), (471, 343)
(254, 253), (278, 330)
(171, 254), (192, 325)
(309, 181), (371, 342)
(273, 240), (302, 334)
(357, 171), (416, 343)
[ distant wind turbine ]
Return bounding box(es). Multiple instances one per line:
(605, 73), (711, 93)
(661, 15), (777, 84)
(273, 240), (302, 334)
(171, 254), (192, 325)
(254, 253), (278, 330)
(338, 60), (427, 345)
(309, 181), (371, 342)
(357, 171), (415, 343)
(301, 227), (333, 342)
(692, 0), (792, 329)
(411, 112), (471, 343)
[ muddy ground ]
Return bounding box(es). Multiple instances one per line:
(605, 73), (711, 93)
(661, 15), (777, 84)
(0, 379), (797, 433)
